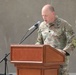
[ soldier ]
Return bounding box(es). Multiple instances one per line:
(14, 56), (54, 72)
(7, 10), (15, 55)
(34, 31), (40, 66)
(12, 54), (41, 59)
(36, 4), (76, 75)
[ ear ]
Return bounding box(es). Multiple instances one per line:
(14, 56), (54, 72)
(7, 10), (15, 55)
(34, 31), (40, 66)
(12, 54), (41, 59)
(52, 11), (55, 15)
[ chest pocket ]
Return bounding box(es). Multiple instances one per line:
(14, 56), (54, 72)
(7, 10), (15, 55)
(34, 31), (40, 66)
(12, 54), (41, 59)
(42, 29), (49, 41)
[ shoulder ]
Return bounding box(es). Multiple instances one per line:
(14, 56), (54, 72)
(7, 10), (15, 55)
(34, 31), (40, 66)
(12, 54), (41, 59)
(58, 17), (72, 29)
(59, 17), (72, 26)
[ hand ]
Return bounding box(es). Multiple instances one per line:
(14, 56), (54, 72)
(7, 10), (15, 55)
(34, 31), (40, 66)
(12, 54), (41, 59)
(57, 49), (66, 55)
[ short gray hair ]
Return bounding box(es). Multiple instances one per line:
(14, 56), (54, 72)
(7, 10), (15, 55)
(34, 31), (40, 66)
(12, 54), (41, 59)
(49, 5), (55, 12)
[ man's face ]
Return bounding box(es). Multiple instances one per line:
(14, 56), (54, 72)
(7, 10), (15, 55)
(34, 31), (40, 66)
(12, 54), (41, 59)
(42, 9), (55, 24)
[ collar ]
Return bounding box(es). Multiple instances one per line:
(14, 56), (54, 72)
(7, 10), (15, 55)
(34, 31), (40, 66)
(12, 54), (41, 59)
(47, 16), (61, 28)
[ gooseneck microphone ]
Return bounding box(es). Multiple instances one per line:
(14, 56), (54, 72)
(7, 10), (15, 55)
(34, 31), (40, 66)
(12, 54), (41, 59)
(28, 21), (40, 30)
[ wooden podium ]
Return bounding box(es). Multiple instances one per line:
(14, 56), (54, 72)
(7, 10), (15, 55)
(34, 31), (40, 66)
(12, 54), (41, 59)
(10, 45), (65, 75)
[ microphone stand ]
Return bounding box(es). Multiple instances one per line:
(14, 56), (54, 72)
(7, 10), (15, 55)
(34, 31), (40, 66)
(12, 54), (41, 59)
(19, 26), (38, 44)
(0, 53), (10, 75)
(0, 25), (38, 75)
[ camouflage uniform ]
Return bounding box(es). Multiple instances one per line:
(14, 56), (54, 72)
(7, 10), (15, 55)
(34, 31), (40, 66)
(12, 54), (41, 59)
(36, 16), (76, 75)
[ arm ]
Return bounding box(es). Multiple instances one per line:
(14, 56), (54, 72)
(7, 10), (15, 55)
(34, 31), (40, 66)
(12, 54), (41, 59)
(63, 22), (76, 55)
(35, 29), (44, 44)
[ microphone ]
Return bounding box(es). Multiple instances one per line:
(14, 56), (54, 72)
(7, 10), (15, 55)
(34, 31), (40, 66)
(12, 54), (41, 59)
(28, 21), (40, 30)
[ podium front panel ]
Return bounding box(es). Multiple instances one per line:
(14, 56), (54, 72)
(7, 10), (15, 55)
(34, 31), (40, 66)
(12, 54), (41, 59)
(11, 45), (44, 63)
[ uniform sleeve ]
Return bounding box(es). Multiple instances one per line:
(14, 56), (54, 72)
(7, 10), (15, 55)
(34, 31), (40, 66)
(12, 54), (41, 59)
(35, 29), (44, 44)
(63, 22), (76, 55)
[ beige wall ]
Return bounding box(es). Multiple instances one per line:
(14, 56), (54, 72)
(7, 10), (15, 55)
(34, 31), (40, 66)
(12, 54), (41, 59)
(0, 0), (76, 73)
